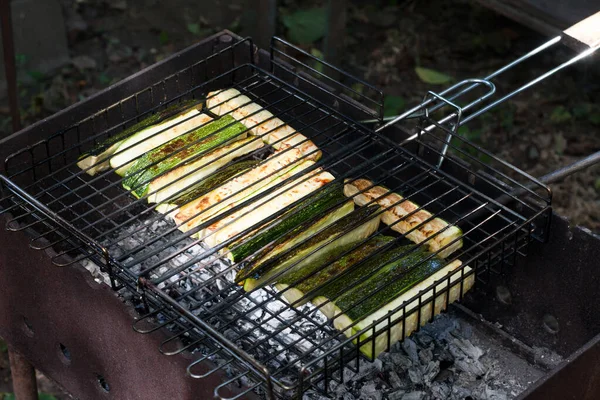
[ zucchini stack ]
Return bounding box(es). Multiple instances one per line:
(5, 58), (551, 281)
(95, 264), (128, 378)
(78, 89), (473, 359)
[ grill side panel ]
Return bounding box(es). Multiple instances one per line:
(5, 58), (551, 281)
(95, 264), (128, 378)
(0, 217), (255, 400)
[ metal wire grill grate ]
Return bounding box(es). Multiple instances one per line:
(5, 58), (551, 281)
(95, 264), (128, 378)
(0, 34), (552, 399)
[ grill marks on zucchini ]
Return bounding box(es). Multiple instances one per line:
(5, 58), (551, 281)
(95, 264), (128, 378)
(275, 236), (396, 306)
(226, 182), (348, 263)
(123, 115), (248, 198)
(174, 149), (310, 233)
(325, 259), (474, 359)
(78, 100), (202, 176)
(155, 159), (261, 215)
(344, 179), (463, 258)
(207, 89), (322, 161)
(240, 205), (382, 291)
(110, 107), (210, 176)
(202, 167), (336, 249)
(146, 136), (264, 204)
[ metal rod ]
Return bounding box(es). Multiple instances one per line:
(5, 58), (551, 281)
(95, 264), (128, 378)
(0, 0), (21, 132)
(8, 349), (38, 400)
(539, 150), (600, 185)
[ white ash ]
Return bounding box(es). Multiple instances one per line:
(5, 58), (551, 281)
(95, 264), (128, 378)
(303, 312), (552, 400)
(86, 215), (350, 387)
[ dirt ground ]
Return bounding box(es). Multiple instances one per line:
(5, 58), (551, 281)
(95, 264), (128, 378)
(0, 0), (598, 397)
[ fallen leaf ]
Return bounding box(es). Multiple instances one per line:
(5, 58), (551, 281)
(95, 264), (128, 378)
(282, 8), (327, 44)
(415, 67), (452, 85)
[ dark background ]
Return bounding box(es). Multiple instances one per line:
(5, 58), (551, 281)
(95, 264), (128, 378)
(0, 0), (599, 397)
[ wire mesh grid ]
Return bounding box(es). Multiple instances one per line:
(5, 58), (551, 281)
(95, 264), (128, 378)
(0, 35), (552, 399)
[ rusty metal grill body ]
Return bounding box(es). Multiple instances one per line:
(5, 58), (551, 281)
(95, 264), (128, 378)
(2, 31), (597, 399)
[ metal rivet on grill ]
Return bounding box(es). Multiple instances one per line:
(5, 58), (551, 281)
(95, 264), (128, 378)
(495, 285), (512, 305)
(22, 316), (34, 337)
(97, 374), (110, 393)
(542, 314), (560, 334)
(58, 343), (71, 364)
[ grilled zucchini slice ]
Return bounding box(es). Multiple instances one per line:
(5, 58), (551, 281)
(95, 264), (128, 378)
(225, 182), (349, 263)
(344, 179), (463, 258)
(155, 159), (261, 216)
(146, 137), (264, 204)
(110, 107), (210, 176)
(202, 168), (335, 248)
(122, 115), (248, 199)
(207, 89), (322, 160)
(78, 100), (202, 176)
(240, 205), (381, 291)
(174, 149), (310, 233)
(321, 259), (473, 359)
(275, 235), (396, 306)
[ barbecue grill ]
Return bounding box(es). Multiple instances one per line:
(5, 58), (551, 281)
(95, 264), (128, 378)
(1, 10), (600, 400)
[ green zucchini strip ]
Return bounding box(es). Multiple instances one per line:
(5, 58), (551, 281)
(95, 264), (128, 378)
(155, 159), (261, 216)
(146, 136), (264, 204)
(313, 256), (473, 359)
(77, 100), (202, 176)
(109, 107), (210, 176)
(225, 182), (349, 264)
(241, 205), (381, 292)
(202, 167), (335, 249)
(207, 88), (322, 161)
(122, 115), (248, 198)
(174, 149), (310, 233)
(275, 236), (396, 306)
(345, 178), (463, 258)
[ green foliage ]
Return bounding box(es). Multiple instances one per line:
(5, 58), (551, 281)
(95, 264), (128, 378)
(384, 95), (405, 117)
(0, 339), (6, 353)
(550, 106), (572, 124)
(415, 67), (452, 85)
(282, 8), (327, 44)
(229, 16), (242, 33)
(310, 48), (324, 73)
(39, 394), (58, 400)
(159, 31), (170, 45)
(15, 54), (28, 68)
(594, 178), (600, 193)
(187, 23), (201, 35)
(99, 73), (111, 85)
(589, 113), (600, 126)
(27, 70), (45, 82)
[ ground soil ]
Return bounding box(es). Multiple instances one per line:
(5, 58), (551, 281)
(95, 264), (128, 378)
(0, 0), (598, 398)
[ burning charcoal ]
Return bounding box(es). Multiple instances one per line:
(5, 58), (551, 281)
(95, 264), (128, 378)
(360, 382), (382, 400)
(387, 389), (406, 400)
(402, 338), (420, 364)
(408, 367), (423, 386)
(451, 338), (483, 361)
(430, 382), (451, 399)
(401, 391), (425, 400)
(388, 371), (410, 389)
(419, 348), (434, 364)
(352, 360), (381, 381)
(416, 333), (434, 347)
(389, 353), (413, 370)
(422, 361), (441, 385)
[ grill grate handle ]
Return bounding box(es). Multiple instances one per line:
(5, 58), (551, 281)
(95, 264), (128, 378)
(564, 11), (600, 49)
